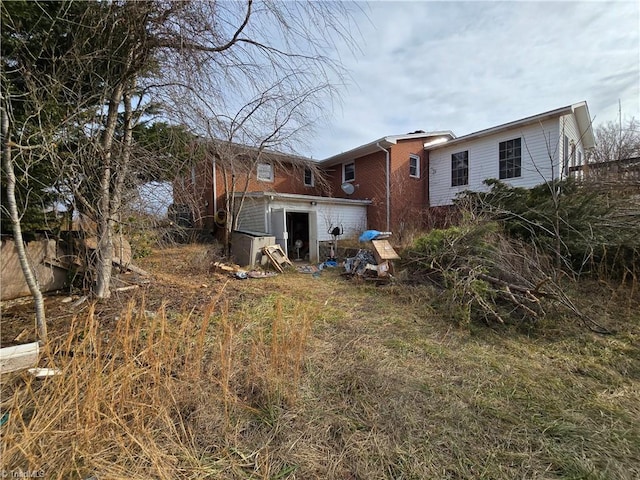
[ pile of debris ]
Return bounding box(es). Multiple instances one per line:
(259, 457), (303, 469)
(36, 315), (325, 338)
(342, 239), (400, 283)
(212, 261), (278, 279)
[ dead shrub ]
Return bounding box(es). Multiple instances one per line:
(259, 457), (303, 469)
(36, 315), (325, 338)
(402, 220), (611, 332)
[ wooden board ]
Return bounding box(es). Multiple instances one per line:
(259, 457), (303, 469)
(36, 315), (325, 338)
(262, 245), (293, 273)
(0, 342), (39, 374)
(371, 239), (400, 263)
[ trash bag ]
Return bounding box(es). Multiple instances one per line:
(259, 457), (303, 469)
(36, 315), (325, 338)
(359, 230), (392, 242)
(359, 230), (382, 242)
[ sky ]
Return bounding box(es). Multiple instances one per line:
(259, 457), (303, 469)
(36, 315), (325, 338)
(306, 0), (640, 160)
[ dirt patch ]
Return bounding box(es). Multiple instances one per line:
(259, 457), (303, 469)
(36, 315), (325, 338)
(0, 245), (233, 347)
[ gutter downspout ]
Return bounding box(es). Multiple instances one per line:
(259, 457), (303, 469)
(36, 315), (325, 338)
(376, 142), (391, 231)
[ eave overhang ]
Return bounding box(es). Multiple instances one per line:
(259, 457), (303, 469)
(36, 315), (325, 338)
(235, 191), (372, 206)
(425, 102), (594, 151)
(320, 131), (455, 167)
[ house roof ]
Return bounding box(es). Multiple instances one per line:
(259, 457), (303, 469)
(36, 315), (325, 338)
(203, 138), (314, 164)
(425, 102), (595, 151)
(320, 131), (456, 166)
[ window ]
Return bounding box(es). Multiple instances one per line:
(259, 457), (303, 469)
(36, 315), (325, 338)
(409, 154), (420, 178)
(343, 162), (355, 182)
(257, 163), (274, 182)
(499, 138), (521, 179)
(451, 151), (469, 186)
(304, 167), (314, 187)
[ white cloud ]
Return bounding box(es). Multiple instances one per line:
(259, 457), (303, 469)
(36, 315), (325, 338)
(307, 0), (640, 159)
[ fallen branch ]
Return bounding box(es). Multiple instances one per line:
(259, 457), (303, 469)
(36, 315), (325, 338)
(504, 285), (538, 318)
(115, 285), (140, 293)
(479, 272), (612, 334)
(113, 257), (149, 276)
(478, 273), (550, 297)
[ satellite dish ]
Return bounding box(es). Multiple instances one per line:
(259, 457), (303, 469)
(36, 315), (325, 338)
(341, 182), (355, 195)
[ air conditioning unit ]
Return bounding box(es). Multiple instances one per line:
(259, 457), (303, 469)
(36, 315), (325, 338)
(231, 230), (276, 267)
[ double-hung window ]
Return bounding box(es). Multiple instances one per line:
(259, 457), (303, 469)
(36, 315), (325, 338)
(499, 138), (521, 179)
(409, 154), (420, 178)
(304, 167), (314, 187)
(343, 162), (355, 182)
(451, 151), (469, 186)
(257, 163), (274, 182)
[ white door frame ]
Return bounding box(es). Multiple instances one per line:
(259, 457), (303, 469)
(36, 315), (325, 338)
(270, 208), (288, 255)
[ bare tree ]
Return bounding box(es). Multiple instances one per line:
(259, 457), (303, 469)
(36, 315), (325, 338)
(167, 79), (332, 253)
(91, 0), (356, 295)
(155, 1), (354, 254)
(591, 117), (640, 163)
(2, 0), (358, 299)
(581, 118), (640, 187)
(1, 0), (101, 340)
(1, 101), (47, 342)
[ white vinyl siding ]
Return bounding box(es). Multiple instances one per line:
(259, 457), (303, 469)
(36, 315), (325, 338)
(266, 198), (366, 241)
(235, 195), (367, 240)
(559, 113), (587, 177)
(429, 118), (561, 207)
(234, 193), (368, 263)
(314, 204), (367, 241)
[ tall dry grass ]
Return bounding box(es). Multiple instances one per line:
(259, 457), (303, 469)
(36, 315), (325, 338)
(3, 248), (638, 479)
(1, 292), (310, 479)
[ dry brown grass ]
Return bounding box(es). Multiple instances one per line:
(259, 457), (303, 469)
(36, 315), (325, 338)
(1, 245), (639, 479)
(1, 274), (312, 478)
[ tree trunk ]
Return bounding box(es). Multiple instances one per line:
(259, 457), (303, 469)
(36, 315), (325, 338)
(1, 105), (48, 343)
(95, 82), (125, 299)
(111, 81), (135, 272)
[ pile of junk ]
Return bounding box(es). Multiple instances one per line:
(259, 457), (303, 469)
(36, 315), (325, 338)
(341, 230), (400, 283)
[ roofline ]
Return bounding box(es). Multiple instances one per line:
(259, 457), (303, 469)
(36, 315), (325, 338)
(236, 191), (372, 205)
(320, 131), (456, 166)
(426, 102), (593, 150)
(199, 138), (315, 164)
(572, 101), (595, 149)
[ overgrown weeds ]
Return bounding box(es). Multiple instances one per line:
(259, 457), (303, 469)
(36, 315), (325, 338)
(402, 219), (621, 333)
(2, 246), (638, 479)
(460, 179), (640, 279)
(1, 292), (311, 479)
(403, 178), (639, 330)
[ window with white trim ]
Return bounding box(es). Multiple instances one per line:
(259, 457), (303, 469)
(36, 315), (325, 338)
(343, 162), (355, 182)
(409, 154), (420, 178)
(499, 138), (521, 179)
(304, 167), (314, 187)
(451, 151), (469, 186)
(257, 163), (274, 182)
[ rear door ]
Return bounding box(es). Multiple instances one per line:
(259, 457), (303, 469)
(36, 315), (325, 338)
(270, 208), (288, 255)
